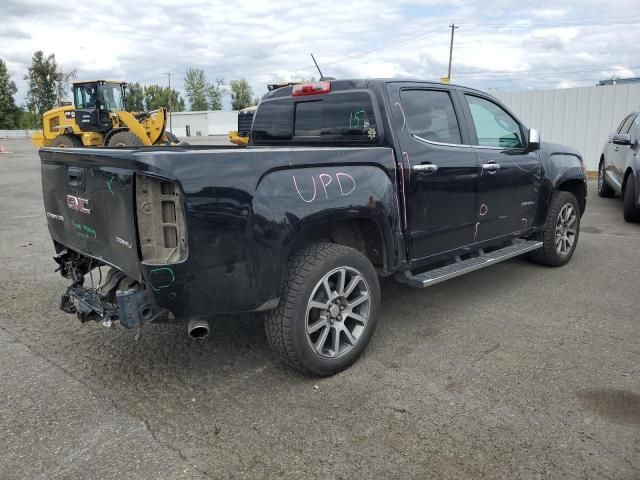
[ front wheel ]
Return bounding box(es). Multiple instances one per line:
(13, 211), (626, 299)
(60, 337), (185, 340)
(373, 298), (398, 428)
(623, 173), (640, 222)
(265, 243), (380, 376)
(107, 131), (143, 147)
(528, 191), (581, 267)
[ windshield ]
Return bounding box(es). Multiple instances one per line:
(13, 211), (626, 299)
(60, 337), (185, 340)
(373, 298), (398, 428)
(98, 84), (124, 111)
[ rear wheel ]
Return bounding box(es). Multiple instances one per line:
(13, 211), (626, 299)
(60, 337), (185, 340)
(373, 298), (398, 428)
(107, 131), (143, 147)
(52, 134), (83, 148)
(598, 160), (615, 197)
(528, 191), (580, 267)
(265, 242), (380, 376)
(623, 173), (640, 222)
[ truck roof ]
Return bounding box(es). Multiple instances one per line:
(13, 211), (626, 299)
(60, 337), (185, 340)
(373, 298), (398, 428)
(262, 78), (485, 100)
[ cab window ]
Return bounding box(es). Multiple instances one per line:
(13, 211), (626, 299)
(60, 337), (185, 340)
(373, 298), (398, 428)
(618, 115), (634, 134)
(400, 90), (462, 144)
(628, 115), (639, 143)
(293, 92), (377, 143)
(465, 95), (524, 148)
(74, 85), (99, 109)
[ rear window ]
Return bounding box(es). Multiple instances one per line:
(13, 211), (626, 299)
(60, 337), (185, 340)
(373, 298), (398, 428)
(294, 92), (377, 143)
(251, 101), (293, 142)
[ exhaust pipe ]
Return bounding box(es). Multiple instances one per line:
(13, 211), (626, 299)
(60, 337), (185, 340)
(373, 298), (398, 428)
(187, 319), (210, 340)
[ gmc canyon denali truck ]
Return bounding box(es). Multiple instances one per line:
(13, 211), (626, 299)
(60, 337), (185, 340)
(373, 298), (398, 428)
(40, 79), (587, 376)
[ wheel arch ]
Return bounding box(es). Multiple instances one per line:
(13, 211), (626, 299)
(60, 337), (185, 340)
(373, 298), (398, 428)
(557, 178), (587, 216)
(103, 127), (130, 146)
(288, 217), (388, 273)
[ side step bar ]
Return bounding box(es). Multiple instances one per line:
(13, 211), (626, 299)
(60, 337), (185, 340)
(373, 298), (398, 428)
(397, 240), (543, 288)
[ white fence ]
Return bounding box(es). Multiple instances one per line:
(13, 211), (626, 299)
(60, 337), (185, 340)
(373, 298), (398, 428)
(492, 84), (640, 171)
(0, 129), (38, 139)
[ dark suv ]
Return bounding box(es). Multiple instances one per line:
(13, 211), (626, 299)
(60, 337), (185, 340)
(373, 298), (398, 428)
(598, 112), (640, 221)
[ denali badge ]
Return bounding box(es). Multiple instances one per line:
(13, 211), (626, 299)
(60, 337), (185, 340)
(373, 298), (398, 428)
(66, 195), (91, 214)
(115, 236), (132, 249)
(46, 212), (64, 222)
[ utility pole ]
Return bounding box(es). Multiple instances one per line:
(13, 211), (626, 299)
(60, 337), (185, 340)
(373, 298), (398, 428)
(164, 71), (174, 133)
(447, 24), (459, 83)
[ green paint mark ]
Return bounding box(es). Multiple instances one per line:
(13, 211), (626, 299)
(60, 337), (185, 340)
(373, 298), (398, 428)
(150, 267), (176, 291)
(106, 175), (115, 194)
(349, 110), (365, 128)
(72, 220), (97, 239)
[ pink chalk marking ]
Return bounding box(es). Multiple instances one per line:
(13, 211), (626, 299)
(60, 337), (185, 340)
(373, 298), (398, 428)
(394, 102), (406, 131)
(335, 173), (356, 196)
(474, 222), (480, 241)
(292, 175), (317, 203)
(318, 173), (332, 199)
(479, 204), (488, 216)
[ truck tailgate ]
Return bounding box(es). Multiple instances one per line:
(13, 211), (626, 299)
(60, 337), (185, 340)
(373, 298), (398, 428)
(40, 150), (141, 280)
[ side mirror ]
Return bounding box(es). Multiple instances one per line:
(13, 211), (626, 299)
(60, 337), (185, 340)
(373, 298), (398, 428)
(612, 133), (632, 145)
(528, 128), (541, 151)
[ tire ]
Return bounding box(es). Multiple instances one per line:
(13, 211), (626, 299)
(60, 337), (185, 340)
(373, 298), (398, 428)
(528, 191), (581, 267)
(52, 134), (83, 148)
(597, 160), (615, 197)
(107, 131), (143, 147)
(623, 173), (640, 222)
(265, 242), (380, 377)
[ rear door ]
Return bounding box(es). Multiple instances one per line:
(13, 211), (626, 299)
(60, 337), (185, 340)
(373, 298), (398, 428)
(459, 92), (541, 241)
(387, 83), (480, 261)
(40, 151), (141, 280)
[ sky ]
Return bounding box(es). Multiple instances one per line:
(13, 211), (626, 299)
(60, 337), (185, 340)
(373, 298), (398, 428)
(2, 0), (640, 109)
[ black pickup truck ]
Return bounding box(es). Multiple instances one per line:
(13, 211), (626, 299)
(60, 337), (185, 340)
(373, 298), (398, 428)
(40, 79), (587, 376)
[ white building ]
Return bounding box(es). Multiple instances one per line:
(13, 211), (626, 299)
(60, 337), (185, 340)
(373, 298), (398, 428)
(167, 110), (238, 137)
(493, 83), (640, 171)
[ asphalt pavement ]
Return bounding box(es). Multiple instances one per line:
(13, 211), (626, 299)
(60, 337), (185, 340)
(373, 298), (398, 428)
(0, 138), (638, 479)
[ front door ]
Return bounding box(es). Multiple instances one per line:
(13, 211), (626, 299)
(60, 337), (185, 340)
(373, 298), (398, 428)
(387, 84), (480, 262)
(613, 114), (638, 187)
(460, 93), (542, 241)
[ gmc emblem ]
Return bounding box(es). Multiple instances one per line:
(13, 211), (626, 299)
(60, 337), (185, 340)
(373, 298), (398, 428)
(66, 195), (91, 214)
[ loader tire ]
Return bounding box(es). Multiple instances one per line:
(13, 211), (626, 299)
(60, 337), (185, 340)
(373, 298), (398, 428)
(108, 131), (143, 147)
(52, 134), (83, 148)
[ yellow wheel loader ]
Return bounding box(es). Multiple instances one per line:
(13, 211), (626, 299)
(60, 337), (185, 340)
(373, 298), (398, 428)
(32, 80), (182, 148)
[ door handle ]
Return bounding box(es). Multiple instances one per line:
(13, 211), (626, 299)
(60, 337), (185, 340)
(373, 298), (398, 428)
(482, 162), (500, 174)
(68, 166), (86, 191)
(413, 164), (438, 173)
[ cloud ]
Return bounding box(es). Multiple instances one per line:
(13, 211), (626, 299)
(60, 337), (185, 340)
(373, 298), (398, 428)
(1, 0), (639, 107)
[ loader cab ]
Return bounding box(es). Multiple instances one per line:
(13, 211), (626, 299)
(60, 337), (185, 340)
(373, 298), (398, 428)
(72, 80), (124, 133)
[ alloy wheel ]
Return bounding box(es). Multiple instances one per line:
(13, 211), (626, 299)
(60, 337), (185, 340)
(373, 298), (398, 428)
(305, 266), (371, 359)
(555, 203), (577, 256)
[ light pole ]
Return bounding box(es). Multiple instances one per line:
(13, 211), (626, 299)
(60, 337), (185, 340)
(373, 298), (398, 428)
(164, 71), (174, 133)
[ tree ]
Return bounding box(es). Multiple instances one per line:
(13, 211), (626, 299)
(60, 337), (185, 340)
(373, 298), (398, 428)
(207, 78), (226, 110)
(144, 84), (185, 112)
(24, 51), (75, 127)
(17, 109), (37, 129)
(0, 58), (20, 129)
(184, 68), (209, 111)
(125, 82), (145, 111)
(230, 78), (254, 110)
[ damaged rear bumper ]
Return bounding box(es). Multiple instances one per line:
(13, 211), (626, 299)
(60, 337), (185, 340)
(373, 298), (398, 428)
(56, 249), (167, 328)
